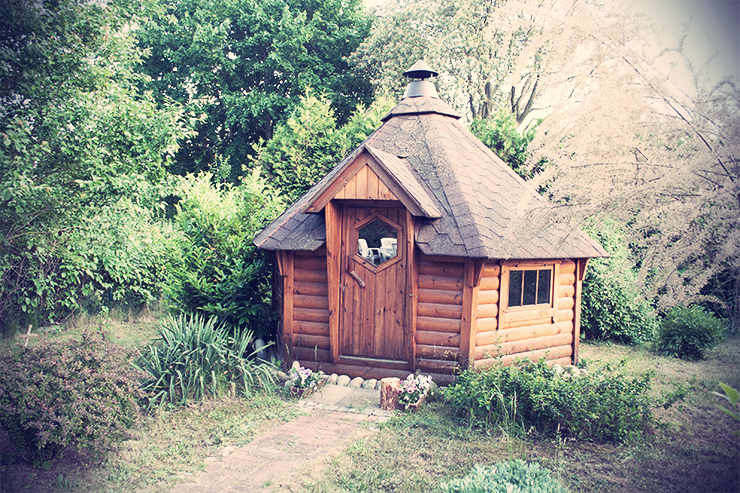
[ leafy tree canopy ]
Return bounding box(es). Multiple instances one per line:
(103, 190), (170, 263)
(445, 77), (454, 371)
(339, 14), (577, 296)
(137, 0), (373, 180)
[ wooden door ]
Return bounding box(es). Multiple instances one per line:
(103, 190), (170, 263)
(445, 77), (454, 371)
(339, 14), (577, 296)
(340, 206), (407, 361)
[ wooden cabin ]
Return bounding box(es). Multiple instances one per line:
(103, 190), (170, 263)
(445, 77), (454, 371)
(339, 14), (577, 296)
(254, 61), (607, 382)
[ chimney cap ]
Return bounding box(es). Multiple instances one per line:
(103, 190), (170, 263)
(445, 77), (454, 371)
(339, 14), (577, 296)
(403, 60), (438, 79)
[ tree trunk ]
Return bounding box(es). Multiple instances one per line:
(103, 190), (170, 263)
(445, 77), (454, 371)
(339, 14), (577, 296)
(380, 377), (400, 410)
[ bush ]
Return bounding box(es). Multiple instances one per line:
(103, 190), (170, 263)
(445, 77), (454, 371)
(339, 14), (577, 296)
(134, 314), (276, 407)
(444, 358), (655, 443)
(164, 171), (283, 340)
(582, 218), (659, 344)
(440, 460), (568, 493)
(0, 333), (145, 463)
(658, 305), (725, 360)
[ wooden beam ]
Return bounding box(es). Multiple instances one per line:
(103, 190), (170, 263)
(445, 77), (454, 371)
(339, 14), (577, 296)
(282, 251), (294, 363)
(573, 258), (587, 364)
(459, 259), (481, 368)
(325, 200), (342, 363)
(405, 209), (418, 371)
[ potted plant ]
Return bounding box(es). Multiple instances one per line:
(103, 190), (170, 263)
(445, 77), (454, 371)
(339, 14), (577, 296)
(398, 373), (433, 411)
(289, 366), (325, 398)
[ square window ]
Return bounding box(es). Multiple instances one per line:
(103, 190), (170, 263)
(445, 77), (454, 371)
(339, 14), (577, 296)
(508, 268), (552, 308)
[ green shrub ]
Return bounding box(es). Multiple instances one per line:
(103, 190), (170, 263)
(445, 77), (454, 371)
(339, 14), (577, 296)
(0, 332), (145, 463)
(440, 460), (568, 493)
(582, 218), (658, 344)
(658, 305), (725, 360)
(134, 314), (276, 407)
(164, 171), (283, 340)
(444, 358), (655, 443)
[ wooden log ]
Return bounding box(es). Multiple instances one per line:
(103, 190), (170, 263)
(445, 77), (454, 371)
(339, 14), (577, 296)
(558, 284), (575, 298)
(557, 308), (574, 322)
(292, 335), (330, 350)
(476, 317), (497, 332)
(417, 288), (463, 305)
(560, 260), (576, 274)
(418, 274), (464, 291)
(416, 344), (460, 360)
(292, 346), (331, 363)
(503, 316), (552, 329)
(417, 302), (462, 319)
(477, 304), (498, 319)
(478, 289), (499, 305)
(293, 320), (330, 336)
(481, 263), (501, 278)
(294, 253), (327, 270)
(558, 296), (575, 310)
(294, 281), (329, 296)
(293, 307), (330, 323)
(475, 330), (500, 347)
(559, 272), (575, 286)
(415, 358), (458, 374)
(293, 294), (329, 310)
(503, 307), (554, 324)
(479, 276), (500, 291)
(293, 268), (327, 283)
(498, 333), (573, 357)
(416, 316), (461, 333)
(380, 377), (400, 410)
(492, 320), (573, 344)
(416, 330), (460, 347)
(474, 345), (573, 368)
(418, 260), (464, 278)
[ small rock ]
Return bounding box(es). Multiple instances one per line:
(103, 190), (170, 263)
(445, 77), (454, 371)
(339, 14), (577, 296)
(284, 380), (292, 391)
(375, 380), (384, 390)
(291, 361), (301, 372)
(328, 373), (339, 385)
(349, 377), (364, 388)
(274, 370), (290, 382)
(254, 339), (266, 359)
(363, 379), (377, 389)
(337, 375), (351, 386)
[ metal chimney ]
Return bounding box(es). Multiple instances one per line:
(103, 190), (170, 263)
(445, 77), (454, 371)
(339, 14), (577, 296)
(402, 60), (439, 99)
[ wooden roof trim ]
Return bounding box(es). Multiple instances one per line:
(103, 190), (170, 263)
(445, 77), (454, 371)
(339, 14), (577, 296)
(301, 145), (442, 218)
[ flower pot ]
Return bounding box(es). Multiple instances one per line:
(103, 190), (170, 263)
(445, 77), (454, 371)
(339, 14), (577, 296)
(290, 376), (327, 398)
(402, 392), (427, 412)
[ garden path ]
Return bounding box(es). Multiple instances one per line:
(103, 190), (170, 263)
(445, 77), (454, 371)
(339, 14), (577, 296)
(169, 386), (392, 493)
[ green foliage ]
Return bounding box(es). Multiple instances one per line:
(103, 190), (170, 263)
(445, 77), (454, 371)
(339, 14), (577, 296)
(441, 460), (568, 493)
(0, 332), (145, 463)
(253, 92), (393, 202)
(581, 218), (659, 344)
(444, 358), (657, 443)
(137, 0), (372, 179)
(470, 112), (540, 180)
(0, 0), (191, 333)
(657, 305), (725, 360)
(164, 171), (283, 339)
(712, 382), (740, 436)
(134, 314), (276, 406)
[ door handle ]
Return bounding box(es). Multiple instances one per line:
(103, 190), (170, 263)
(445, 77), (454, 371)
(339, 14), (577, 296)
(349, 269), (366, 288)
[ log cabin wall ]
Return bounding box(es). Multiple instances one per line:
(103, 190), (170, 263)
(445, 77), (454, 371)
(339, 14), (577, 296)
(414, 255), (465, 375)
(474, 259), (577, 368)
(287, 248), (332, 367)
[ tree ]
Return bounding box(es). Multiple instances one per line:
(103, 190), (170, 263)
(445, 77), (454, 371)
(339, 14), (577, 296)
(252, 91), (394, 202)
(0, 0), (191, 331)
(351, 0), (552, 123)
(136, 0), (373, 180)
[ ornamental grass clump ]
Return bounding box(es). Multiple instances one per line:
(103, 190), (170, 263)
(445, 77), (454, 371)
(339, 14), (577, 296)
(134, 314), (276, 407)
(0, 332), (145, 463)
(444, 358), (658, 443)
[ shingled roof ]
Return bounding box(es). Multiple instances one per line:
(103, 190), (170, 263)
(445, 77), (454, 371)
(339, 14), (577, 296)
(254, 83), (607, 260)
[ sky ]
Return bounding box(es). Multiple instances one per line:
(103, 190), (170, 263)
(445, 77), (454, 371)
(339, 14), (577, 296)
(637, 0), (740, 87)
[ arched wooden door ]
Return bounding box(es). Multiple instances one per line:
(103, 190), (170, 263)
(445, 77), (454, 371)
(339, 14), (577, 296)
(340, 206), (407, 361)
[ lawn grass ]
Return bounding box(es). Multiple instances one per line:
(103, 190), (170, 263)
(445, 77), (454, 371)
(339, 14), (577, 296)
(291, 337), (740, 493)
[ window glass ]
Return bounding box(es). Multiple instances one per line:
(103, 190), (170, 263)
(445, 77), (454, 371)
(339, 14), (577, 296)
(508, 267), (553, 308)
(537, 269), (552, 304)
(522, 270), (537, 305)
(357, 219), (397, 267)
(508, 270), (523, 307)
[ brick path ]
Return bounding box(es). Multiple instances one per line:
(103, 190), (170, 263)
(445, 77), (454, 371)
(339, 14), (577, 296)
(169, 387), (392, 493)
